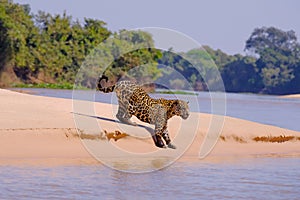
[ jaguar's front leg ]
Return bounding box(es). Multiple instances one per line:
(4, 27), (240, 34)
(151, 134), (165, 148)
(162, 129), (176, 149)
(153, 123), (167, 148)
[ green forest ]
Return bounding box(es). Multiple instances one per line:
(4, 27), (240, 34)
(1, 0), (300, 94)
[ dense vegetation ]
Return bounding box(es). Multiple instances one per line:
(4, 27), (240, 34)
(1, 0), (300, 94)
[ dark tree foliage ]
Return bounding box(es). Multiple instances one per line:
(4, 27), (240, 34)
(157, 50), (206, 91)
(245, 27), (300, 94)
(221, 56), (263, 93)
(0, 1), (161, 87)
(0, 1), (112, 85)
(245, 27), (300, 57)
(1, 1), (300, 95)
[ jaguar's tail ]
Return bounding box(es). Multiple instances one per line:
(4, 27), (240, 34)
(97, 74), (115, 93)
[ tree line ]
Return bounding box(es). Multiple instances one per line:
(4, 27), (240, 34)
(1, 0), (300, 94)
(150, 27), (300, 95)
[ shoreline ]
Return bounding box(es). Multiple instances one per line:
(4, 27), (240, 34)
(280, 94), (300, 99)
(0, 89), (300, 166)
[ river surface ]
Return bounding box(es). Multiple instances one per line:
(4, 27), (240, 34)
(0, 158), (299, 199)
(11, 88), (300, 131)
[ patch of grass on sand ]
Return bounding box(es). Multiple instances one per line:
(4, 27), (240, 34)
(253, 135), (297, 143)
(219, 135), (247, 143)
(78, 130), (129, 141)
(219, 135), (226, 141)
(232, 135), (247, 143)
(79, 133), (106, 140)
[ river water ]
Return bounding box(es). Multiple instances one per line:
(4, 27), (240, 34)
(0, 158), (299, 199)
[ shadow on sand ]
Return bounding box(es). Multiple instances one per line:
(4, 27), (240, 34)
(72, 112), (154, 137)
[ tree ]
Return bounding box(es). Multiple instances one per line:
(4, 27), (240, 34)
(288, 62), (300, 93)
(203, 45), (235, 69)
(245, 26), (300, 58)
(33, 11), (73, 82)
(0, 1), (37, 82)
(157, 50), (204, 90)
(222, 55), (263, 93)
(33, 12), (111, 84)
(78, 30), (162, 88)
(103, 30), (163, 85)
(256, 48), (296, 94)
(83, 18), (111, 54)
(245, 27), (300, 94)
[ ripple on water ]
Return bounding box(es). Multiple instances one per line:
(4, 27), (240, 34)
(0, 158), (299, 199)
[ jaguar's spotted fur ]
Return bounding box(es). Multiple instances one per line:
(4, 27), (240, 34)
(97, 75), (189, 148)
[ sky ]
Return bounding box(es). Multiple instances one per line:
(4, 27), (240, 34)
(14, 0), (300, 55)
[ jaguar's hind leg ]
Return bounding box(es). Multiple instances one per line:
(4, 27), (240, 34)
(116, 104), (137, 126)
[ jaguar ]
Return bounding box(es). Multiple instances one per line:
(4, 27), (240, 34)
(97, 75), (189, 149)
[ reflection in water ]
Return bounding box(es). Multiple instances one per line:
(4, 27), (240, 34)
(1, 158), (299, 199)
(151, 157), (173, 169)
(111, 157), (172, 172)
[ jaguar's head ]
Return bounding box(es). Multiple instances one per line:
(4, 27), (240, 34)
(172, 100), (190, 119)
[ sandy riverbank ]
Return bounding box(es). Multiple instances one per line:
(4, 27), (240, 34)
(280, 94), (300, 99)
(0, 89), (300, 166)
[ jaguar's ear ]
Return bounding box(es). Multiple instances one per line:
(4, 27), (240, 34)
(187, 101), (189, 104)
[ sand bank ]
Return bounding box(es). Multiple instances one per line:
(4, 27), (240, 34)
(0, 89), (300, 166)
(280, 94), (300, 99)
